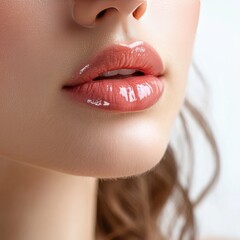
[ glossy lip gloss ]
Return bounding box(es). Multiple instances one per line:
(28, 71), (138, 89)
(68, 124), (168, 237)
(62, 41), (165, 112)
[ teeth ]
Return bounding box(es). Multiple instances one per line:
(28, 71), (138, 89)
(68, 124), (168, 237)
(101, 69), (137, 77)
(118, 69), (137, 75)
(101, 70), (119, 77)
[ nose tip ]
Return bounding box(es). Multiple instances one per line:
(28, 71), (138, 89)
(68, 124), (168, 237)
(71, 0), (148, 28)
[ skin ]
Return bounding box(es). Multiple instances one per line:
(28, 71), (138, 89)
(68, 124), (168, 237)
(0, 0), (204, 239)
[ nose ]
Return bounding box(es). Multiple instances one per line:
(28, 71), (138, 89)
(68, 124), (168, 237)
(71, 0), (148, 28)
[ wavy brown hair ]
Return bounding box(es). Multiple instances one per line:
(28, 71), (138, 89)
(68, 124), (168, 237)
(95, 61), (221, 240)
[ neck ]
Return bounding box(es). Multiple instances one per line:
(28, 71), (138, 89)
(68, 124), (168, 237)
(0, 158), (98, 240)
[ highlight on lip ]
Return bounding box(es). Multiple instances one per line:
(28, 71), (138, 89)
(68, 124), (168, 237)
(64, 75), (165, 112)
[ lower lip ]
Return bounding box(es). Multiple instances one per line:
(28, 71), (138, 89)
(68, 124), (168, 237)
(62, 75), (165, 112)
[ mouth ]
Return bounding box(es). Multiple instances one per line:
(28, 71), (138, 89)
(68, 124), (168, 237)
(62, 41), (165, 112)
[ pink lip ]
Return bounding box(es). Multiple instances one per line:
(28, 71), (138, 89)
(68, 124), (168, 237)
(62, 41), (165, 112)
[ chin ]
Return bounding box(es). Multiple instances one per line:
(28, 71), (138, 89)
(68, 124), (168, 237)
(54, 137), (169, 179)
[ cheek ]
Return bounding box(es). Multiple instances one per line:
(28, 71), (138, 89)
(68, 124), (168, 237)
(143, 0), (200, 99)
(0, 2), (30, 48)
(0, 3), (33, 86)
(171, 0), (200, 54)
(153, 0), (200, 87)
(148, 0), (200, 53)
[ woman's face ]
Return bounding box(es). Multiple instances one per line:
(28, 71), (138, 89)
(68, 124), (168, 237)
(0, 0), (200, 178)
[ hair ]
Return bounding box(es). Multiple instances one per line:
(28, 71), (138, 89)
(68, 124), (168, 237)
(95, 61), (221, 240)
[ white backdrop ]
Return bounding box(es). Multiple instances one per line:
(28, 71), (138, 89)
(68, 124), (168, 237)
(188, 0), (240, 238)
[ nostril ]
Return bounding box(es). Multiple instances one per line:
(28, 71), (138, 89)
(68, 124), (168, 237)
(96, 8), (118, 21)
(96, 9), (107, 19)
(133, 2), (148, 20)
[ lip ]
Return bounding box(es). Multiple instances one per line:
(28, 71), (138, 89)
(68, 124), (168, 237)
(62, 41), (165, 112)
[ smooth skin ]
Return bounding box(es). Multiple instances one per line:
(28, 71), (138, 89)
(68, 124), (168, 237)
(0, 0), (224, 239)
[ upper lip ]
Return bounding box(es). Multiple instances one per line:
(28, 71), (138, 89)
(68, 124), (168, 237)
(64, 40), (165, 87)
